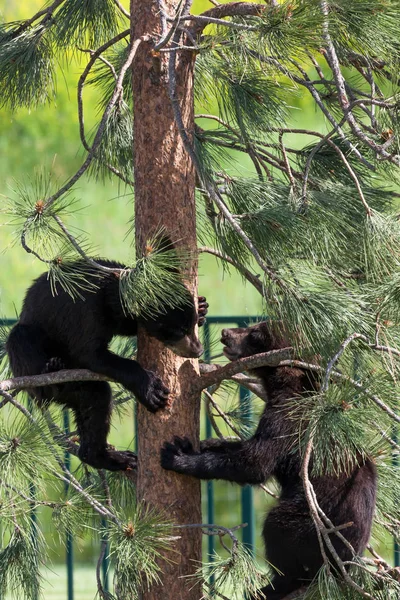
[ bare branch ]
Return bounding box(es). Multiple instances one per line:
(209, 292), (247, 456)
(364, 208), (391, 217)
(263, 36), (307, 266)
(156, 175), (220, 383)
(113, 0), (130, 18)
(199, 364), (269, 401)
(198, 246), (263, 294)
(322, 333), (363, 392)
(0, 369), (109, 393)
(190, 1), (268, 35)
(196, 348), (293, 391)
(96, 539), (109, 600)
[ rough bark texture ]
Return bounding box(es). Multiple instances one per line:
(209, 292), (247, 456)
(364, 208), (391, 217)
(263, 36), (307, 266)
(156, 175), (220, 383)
(131, 2), (202, 599)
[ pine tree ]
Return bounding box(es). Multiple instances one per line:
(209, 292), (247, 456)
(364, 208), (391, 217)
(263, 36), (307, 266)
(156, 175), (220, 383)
(1, 0), (400, 599)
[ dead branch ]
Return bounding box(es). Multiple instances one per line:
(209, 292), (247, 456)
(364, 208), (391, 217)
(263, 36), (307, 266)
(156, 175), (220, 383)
(196, 348), (293, 391)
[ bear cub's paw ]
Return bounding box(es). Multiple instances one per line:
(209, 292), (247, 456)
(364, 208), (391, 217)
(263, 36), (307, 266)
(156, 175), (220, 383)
(161, 436), (196, 470)
(135, 369), (170, 413)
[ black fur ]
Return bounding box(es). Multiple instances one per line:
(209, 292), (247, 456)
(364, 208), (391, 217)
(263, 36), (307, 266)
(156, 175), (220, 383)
(7, 259), (208, 472)
(161, 321), (377, 599)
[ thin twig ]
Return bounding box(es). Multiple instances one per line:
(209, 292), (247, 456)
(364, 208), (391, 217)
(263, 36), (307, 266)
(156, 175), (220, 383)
(301, 437), (375, 599)
(113, 0), (130, 18)
(322, 333), (363, 392)
(96, 539), (109, 600)
(198, 246), (263, 294)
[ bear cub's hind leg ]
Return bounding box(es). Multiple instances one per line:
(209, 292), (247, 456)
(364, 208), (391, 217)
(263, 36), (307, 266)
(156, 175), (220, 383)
(70, 381), (137, 471)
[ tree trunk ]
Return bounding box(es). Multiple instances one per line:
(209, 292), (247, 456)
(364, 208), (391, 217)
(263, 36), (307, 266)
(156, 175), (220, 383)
(131, 3), (202, 600)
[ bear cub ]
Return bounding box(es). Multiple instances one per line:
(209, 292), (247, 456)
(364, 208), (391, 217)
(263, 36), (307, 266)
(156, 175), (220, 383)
(162, 321), (377, 600)
(7, 258), (208, 472)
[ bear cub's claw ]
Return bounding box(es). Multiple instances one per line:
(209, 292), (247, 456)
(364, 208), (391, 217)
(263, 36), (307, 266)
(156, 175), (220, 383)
(197, 296), (209, 327)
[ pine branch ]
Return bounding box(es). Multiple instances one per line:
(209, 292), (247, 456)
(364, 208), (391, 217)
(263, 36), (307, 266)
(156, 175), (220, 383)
(320, 0), (400, 168)
(77, 46), (134, 186)
(11, 0), (67, 38)
(17, 29), (133, 261)
(249, 49), (375, 170)
(189, 2), (269, 35)
(279, 360), (400, 425)
(0, 389), (120, 523)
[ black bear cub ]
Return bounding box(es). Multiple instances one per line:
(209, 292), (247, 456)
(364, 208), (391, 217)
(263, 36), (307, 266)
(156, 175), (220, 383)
(7, 259), (208, 472)
(162, 321), (377, 600)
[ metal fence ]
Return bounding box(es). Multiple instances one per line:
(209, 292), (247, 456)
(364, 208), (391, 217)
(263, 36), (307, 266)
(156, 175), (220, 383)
(1, 316), (399, 599)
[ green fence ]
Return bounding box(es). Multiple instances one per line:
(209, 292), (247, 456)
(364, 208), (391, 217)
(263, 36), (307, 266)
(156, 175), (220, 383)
(1, 316), (399, 599)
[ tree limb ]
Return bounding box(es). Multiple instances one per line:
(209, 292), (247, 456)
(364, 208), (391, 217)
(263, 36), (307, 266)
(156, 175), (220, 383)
(195, 348), (293, 391)
(0, 369), (109, 393)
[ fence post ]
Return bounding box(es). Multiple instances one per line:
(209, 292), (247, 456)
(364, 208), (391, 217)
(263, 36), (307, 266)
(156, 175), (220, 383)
(63, 410), (74, 600)
(203, 320), (216, 573)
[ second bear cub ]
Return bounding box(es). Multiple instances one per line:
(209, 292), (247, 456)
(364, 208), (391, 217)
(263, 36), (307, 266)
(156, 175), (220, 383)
(161, 321), (377, 600)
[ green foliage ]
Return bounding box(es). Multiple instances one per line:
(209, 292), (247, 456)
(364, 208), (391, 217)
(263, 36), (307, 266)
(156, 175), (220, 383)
(196, 45), (288, 139)
(88, 41), (132, 109)
(329, 0), (400, 63)
(256, 0), (324, 59)
(90, 101), (134, 181)
(2, 0), (400, 598)
(52, 489), (100, 539)
(108, 505), (173, 600)
(304, 562), (400, 599)
(289, 383), (381, 477)
(0, 322), (9, 367)
(199, 542), (271, 600)
(0, 526), (43, 600)
(0, 410), (58, 488)
(119, 233), (192, 318)
(53, 0), (121, 50)
(4, 170), (79, 261)
(0, 25), (55, 109)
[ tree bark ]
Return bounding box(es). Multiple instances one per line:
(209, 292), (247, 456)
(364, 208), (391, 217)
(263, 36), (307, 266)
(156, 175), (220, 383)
(131, 2), (202, 599)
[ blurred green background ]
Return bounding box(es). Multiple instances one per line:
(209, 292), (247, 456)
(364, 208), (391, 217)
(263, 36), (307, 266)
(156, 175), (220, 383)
(0, 1), (394, 598)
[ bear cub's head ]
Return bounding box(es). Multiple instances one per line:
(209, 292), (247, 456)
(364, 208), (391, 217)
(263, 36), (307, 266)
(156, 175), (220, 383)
(141, 294), (203, 359)
(221, 320), (288, 361)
